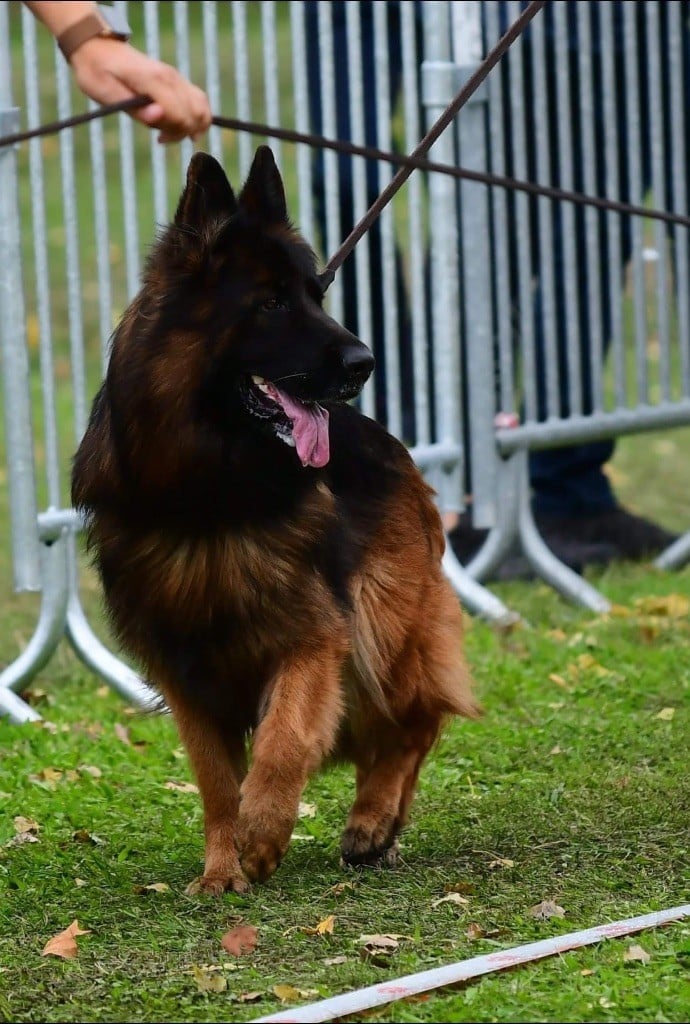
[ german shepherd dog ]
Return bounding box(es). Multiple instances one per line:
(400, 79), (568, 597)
(72, 147), (478, 895)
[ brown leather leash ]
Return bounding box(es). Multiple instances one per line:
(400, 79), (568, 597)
(2, 0), (689, 285)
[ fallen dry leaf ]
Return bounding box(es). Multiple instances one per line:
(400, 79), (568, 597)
(72, 828), (105, 845)
(114, 723), (131, 745)
(329, 881), (356, 896)
(303, 914), (335, 936)
(298, 802), (317, 818)
(222, 925), (258, 956)
(13, 816), (40, 835)
(78, 765), (102, 778)
(466, 922), (485, 941)
(323, 955), (348, 966)
(581, 968), (594, 976)
(528, 900), (565, 920)
(42, 920), (91, 959)
(488, 858), (515, 870)
(191, 965), (228, 993)
(432, 892), (469, 909)
(273, 984), (301, 1003)
(164, 780), (199, 794)
(655, 707), (675, 721)
(5, 832), (40, 847)
(359, 934), (400, 951)
(238, 991), (262, 1003)
(134, 882), (170, 894)
(635, 594), (689, 618)
(623, 943), (650, 965)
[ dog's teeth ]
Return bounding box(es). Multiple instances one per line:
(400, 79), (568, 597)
(252, 375), (271, 395)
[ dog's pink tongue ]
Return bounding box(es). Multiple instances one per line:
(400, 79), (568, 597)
(275, 389), (330, 468)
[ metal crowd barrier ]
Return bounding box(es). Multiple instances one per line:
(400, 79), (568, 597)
(1, 1), (515, 724)
(459, 0), (689, 608)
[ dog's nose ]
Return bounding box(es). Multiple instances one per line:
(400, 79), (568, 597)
(340, 345), (375, 377)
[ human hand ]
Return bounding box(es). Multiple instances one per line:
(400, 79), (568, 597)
(69, 36), (211, 143)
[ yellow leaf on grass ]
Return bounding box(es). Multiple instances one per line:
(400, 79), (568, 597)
(273, 984), (301, 1003)
(303, 914), (335, 935)
(191, 965), (228, 993)
(635, 594), (689, 618)
(655, 707), (675, 721)
(42, 920), (91, 959)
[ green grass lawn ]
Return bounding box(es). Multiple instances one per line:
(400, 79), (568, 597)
(0, 560), (689, 1023)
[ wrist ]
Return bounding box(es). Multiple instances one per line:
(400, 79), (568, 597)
(54, 4), (132, 62)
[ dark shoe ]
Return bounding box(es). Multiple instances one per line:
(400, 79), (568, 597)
(535, 506), (678, 562)
(447, 515), (615, 581)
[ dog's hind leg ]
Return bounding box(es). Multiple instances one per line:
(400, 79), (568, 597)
(237, 636), (346, 883)
(165, 691), (249, 895)
(340, 714), (439, 867)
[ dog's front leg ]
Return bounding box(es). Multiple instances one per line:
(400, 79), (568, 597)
(238, 639), (345, 883)
(164, 691), (249, 895)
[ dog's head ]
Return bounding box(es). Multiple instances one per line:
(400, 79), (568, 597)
(145, 146), (374, 469)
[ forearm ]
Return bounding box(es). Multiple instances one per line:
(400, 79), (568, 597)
(23, 1), (98, 38)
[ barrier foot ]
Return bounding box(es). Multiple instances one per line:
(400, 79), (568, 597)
(0, 685), (41, 724)
(0, 536), (69, 721)
(65, 534), (159, 710)
(442, 546), (520, 626)
(654, 530), (690, 571)
(515, 453), (611, 613)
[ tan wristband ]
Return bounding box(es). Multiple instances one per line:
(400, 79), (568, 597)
(57, 11), (130, 62)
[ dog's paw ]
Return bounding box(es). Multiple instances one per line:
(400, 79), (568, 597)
(185, 870), (250, 897)
(340, 823), (400, 868)
(239, 839), (285, 883)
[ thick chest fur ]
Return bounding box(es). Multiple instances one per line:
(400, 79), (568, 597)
(93, 484), (350, 701)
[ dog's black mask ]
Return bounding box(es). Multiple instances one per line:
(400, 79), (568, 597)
(170, 146), (375, 468)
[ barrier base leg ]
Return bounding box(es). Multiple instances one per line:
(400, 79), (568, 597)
(655, 531), (690, 571)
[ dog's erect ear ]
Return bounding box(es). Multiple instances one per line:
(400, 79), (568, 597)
(238, 146), (288, 223)
(174, 153), (238, 229)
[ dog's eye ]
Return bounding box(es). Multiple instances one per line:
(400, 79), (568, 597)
(262, 297), (289, 312)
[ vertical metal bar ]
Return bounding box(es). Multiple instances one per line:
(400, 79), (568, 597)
(87, 106), (114, 370)
(401, 0), (430, 444)
(531, 11), (560, 419)
(553, 3), (582, 417)
(0, 6), (40, 591)
(576, 2), (605, 413)
(232, 1), (253, 176)
(422, 1), (463, 514)
(484, 2), (515, 417)
(647, 1), (671, 403)
(506, 0), (537, 422)
(600, 1), (626, 409)
(623, 1), (649, 405)
(22, 7), (61, 507)
(202, 1), (224, 164)
(669, 0), (690, 397)
(144, 1), (169, 229)
(373, 0), (401, 438)
(261, 2), (282, 168)
(55, 52), (89, 442)
(317, 2), (345, 325)
(289, 2), (315, 245)
(453, 0), (495, 528)
(174, 1), (194, 175)
(112, 0), (140, 302)
(344, 0), (375, 420)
